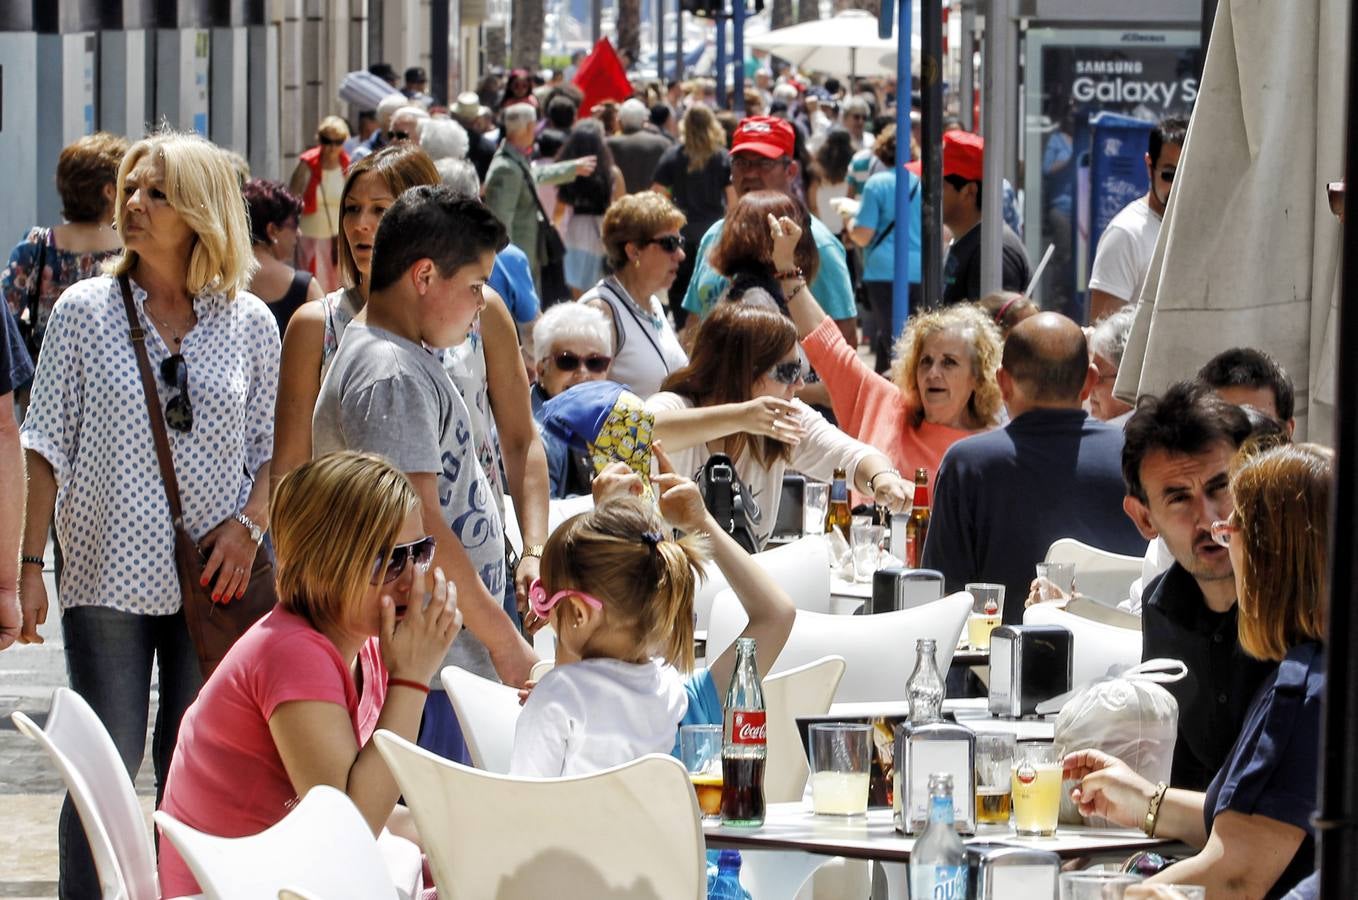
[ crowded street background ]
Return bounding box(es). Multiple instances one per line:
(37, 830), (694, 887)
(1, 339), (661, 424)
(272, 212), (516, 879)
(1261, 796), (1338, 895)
(0, 1), (1350, 898)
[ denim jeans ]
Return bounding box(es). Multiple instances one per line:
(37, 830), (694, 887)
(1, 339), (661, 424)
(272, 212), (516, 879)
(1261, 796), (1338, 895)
(58, 605), (202, 900)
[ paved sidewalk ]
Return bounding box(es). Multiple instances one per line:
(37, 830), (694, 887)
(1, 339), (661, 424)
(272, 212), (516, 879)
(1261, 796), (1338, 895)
(0, 563), (159, 900)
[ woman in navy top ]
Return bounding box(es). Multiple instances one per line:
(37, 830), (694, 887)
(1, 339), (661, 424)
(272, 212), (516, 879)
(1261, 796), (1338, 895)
(1063, 443), (1331, 899)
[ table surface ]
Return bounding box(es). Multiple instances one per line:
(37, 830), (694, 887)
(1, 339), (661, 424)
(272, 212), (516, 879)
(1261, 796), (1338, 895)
(704, 803), (1169, 863)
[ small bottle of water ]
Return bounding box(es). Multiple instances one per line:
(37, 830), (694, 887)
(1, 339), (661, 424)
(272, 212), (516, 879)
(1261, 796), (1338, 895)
(707, 849), (752, 900)
(909, 773), (969, 899)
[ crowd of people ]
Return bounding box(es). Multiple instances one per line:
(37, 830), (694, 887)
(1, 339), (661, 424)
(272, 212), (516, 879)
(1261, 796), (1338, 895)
(0, 57), (1337, 899)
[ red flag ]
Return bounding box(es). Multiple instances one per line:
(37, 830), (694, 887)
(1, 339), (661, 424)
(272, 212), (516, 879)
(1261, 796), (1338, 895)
(573, 38), (633, 114)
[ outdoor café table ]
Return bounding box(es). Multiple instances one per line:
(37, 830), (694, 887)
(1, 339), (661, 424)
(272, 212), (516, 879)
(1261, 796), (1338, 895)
(704, 803), (1176, 899)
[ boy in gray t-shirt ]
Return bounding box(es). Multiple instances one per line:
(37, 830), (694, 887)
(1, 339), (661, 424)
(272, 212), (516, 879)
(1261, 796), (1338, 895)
(311, 188), (535, 719)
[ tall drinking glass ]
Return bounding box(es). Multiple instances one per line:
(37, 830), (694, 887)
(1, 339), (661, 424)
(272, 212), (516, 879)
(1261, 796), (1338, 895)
(974, 733), (1015, 824)
(1011, 742), (1062, 836)
(803, 482), (830, 535)
(1058, 871), (1144, 898)
(850, 522), (885, 582)
(1035, 562), (1076, 602)
(808, 723), (872, 816)
(680, 724), (723, 821)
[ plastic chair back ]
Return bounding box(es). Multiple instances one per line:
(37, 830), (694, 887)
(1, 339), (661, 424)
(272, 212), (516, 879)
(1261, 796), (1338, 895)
(1023, 602), (1143, 689)
(440, 665), (524, 773)
(762, 656), (846, 802)
(11, 688), (158, 900)
(1045, 537), (1145, 608)
(693, 535), (832, 634)
(374, 731), (705, 900)
(153, 785), (401, 900)
(706, 590), (971, 703)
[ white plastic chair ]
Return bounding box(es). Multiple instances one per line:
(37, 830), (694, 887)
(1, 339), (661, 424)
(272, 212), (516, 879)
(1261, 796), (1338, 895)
(706, 590), (971, 703)
(530, 659), (556, 682)
(762, 656), (846, 803)
(1023, 602), (1143, 690)
(11, 688), (159, 900)
(1045, 537), (1146, 608)
(154, 785), (405, 900)
(373, 731), (706, 900)
(440, 665), (524, 773)
(693, 535), (833, 634)
(278, 890), (323, 900)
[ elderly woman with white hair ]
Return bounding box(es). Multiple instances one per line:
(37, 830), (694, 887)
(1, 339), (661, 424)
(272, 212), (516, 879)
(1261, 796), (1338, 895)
(530, 302), (616, 497)
(419, 116), (470, 162)
(1088, 305), (1136, 423)
(18, 130), (280, 897)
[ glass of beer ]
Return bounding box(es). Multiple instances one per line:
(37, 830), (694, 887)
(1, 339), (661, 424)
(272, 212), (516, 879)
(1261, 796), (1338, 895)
(1011, 741), (1062, 837)
(964, 583), (1006, 650)
(808, 723), (872, 816)
(974, 733), (1015, 825)
(680, 724), (723, 821)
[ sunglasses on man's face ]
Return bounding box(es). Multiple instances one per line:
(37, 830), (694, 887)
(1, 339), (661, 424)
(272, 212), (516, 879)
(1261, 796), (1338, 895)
(159, 354), (193, 433)
(553, 351), (612, 374)
(766, 359), (806, 385)
(371, 536), (437, 585)
(388, 130), (411, 141)
(642, 235), (684, 253)
(1156, 167), (1177, 183)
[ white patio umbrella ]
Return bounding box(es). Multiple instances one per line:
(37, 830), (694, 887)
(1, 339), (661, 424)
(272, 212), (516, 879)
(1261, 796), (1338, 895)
(746, 9), (921, 78)
(1114, 0), (1348, 442)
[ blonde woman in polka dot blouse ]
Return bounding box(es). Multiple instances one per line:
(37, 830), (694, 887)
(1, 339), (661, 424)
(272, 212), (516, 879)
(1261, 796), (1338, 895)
(16, 130), (279, 898)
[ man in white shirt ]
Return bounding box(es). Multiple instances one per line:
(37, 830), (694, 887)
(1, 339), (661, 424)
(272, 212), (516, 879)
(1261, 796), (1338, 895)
(1087, 117), (1187, 322)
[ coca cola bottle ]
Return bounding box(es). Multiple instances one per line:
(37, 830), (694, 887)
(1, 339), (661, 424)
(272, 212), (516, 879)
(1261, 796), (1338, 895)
(721, 637), (767, 827)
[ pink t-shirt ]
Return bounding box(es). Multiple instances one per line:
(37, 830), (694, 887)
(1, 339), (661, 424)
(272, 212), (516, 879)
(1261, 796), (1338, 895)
(157, 608), (387, 897)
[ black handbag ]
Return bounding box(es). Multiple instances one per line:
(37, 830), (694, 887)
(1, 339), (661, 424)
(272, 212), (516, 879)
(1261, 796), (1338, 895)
(695, 453), (763, 554)
(17, 228), (50, 359)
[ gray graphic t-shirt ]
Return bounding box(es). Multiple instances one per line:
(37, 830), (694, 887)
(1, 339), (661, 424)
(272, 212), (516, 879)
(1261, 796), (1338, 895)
(314, 322), (505, 680)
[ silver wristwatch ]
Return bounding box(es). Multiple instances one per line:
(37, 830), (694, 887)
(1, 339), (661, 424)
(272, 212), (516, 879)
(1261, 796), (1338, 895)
(235, 512), (264, 545)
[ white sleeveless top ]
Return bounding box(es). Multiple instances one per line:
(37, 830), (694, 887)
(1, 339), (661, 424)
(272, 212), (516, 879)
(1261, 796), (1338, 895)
(580, 276), (689, 399)
(814, 180), (850, 236)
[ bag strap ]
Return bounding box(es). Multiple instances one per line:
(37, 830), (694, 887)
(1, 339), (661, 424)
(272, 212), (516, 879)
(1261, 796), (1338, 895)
(117, 274), (187, 528)
(25, 228), (50, 331)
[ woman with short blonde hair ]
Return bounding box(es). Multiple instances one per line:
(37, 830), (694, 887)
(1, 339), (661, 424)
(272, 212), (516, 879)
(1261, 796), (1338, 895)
(17, 128), (280, 898)
(158, 451), (461, 897)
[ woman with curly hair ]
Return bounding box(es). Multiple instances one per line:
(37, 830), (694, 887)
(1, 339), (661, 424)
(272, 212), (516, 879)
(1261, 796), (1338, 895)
(772, 212), (1003, 482)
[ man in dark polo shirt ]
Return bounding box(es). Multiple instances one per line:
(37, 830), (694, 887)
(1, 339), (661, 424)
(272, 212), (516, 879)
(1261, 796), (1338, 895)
(941, 131), (1031, 305)
(922, 312), (1145, 617)
(1121, 381), (1275, 791)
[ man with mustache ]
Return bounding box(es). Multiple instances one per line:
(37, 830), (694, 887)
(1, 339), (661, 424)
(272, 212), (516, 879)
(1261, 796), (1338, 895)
(1121, 381), (1276, 790)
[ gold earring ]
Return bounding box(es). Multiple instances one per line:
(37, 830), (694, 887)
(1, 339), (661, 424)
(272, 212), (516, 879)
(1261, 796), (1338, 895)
(634, 257), (641, 268)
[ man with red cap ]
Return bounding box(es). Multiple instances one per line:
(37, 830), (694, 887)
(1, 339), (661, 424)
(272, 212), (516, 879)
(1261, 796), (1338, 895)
(681, 115), (859, 345)
(941, 130), (1031, 306)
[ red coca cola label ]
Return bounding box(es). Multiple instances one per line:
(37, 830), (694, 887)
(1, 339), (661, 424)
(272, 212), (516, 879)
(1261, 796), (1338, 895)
(730, 711), (767, 745)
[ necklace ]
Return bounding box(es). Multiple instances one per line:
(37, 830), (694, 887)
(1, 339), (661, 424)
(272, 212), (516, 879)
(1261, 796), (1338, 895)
(144, 300), (196, 347)
(608, 276), (663, 330)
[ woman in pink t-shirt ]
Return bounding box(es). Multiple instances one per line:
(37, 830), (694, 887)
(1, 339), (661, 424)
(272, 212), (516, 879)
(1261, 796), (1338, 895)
(157, 452), (462, 897)
(769, 213), (1004, 485)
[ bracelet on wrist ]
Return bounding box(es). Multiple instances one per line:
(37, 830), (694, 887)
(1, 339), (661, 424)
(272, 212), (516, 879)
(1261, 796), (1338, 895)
(388, 677), (431, 696)
(1143, 781), (1169, 837)
(775, 266), (803, 281)
(21, 555), (45, 568)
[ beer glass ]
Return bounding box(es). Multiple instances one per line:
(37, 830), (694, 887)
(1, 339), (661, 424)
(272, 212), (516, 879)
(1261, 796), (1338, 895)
(1035, 562), (1076, 601)
(803, 482), (829, 535)
(808, 723), (872, 816)
(680, 724), (723, 821)
(1011, 742), (1062, 836)
(964, 583), (1006, 650)
(974, 733), (1015, 825)
(850, 522), (885, 582)
(1058, 871), (1144, 898)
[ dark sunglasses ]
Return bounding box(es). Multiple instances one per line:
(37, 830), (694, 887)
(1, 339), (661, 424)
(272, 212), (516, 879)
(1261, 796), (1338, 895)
(371, 536), (437, 585)
(554, 351), (612, 374)
(1156, 167), (1177, 183)
(642, 235), (684, 253)
(1209, 518), (1240, 548)
(388, 130), (411, 141)
(159, 354), (193, 433)
(1328, 181), (1344, 217)
(318, 136), (345, 147)
(767, 359), (805, 385)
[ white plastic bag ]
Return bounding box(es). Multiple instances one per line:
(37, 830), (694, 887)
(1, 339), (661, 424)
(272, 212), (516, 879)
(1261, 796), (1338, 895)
(1053, 659), (1186, 825)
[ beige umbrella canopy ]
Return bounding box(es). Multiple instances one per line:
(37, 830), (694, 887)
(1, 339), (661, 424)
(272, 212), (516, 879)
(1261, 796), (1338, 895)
(745, 9), (921, 78)
(1114, 0), (1347, 442)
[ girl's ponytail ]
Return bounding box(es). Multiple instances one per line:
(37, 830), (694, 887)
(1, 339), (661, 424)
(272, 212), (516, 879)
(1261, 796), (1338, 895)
(645, 532), (708, 672)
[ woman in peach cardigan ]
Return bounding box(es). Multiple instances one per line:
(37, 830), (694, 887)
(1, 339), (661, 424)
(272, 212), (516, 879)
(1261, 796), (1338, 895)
(771, 214), (1004, 481)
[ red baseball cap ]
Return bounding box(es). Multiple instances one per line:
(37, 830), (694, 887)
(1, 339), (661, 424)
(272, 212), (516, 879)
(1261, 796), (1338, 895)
(732, 116), (796, 159)
(942, 131), (985, 182)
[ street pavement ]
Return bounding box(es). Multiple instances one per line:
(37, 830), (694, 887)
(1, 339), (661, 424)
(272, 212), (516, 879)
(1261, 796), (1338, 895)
(0, 560), (158, 900)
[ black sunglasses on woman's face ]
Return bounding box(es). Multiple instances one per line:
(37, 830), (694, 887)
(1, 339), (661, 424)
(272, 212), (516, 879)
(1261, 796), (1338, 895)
(641, 235), (684, 253)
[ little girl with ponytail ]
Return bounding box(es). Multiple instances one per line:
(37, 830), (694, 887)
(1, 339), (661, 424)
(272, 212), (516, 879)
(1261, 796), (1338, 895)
(510, 490), (710, 776)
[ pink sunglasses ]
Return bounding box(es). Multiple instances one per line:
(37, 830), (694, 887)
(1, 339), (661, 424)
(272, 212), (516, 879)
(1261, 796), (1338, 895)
(528, 578), (605, 619)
